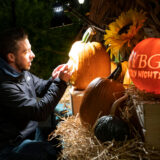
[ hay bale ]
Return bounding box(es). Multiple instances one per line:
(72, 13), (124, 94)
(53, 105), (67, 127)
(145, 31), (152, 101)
(49, 115), (160, 160)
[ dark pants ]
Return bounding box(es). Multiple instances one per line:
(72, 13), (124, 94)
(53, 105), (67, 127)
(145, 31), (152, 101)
(0, 127), (61, 160)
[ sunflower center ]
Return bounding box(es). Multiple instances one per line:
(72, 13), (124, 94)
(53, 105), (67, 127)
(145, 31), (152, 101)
(118, 23), (133, 35)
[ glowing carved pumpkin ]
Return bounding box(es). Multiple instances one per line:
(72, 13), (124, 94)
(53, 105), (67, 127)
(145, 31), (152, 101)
(128, 38), (160, 94)
(68, 28), (111, 90)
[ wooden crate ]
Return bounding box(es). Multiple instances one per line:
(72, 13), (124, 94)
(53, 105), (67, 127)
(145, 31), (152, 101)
(69, 87), (85, 116)
(135, 102), (160, 149)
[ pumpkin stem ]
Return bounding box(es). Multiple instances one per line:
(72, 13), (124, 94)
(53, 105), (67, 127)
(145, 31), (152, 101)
(110, 94), (128, 116)
(82, 27), (96, 43)
(108, 63), (122, 80)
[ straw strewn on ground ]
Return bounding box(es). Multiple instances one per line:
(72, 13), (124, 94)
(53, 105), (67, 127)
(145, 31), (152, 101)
(49, 115), (160, 160)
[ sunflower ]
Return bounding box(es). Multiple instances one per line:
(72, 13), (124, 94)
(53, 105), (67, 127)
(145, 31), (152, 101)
(104, 9), (147, 61)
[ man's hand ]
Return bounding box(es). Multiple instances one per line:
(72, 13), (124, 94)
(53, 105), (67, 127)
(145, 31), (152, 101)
(52, 64), (73, 83)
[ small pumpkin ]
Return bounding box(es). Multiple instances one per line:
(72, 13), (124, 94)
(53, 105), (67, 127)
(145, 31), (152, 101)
(94, 94), (130, 142)
(79, 65), (125, 127)
(94, 115), (130, 142)
(111, 61), (128, 83)
(68, 28), (111, 90)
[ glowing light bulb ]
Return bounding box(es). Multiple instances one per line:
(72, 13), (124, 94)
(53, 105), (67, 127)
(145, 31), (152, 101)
(53, 6), (63, 13)
(78, 0), (85, 4)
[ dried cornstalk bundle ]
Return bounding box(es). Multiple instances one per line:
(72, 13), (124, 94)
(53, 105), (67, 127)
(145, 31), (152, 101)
(50, 115), (160, 160)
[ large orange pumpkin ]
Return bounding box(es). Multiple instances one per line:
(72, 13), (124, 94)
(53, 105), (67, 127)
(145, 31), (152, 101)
(79, 65), (125, 127)
(68, 28), (111, 90)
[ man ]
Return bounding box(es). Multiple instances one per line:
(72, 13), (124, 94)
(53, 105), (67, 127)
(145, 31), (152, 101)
(0, 28), (72, 160)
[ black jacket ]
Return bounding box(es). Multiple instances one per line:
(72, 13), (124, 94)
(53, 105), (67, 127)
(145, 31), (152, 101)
(0, 58), (67, 148)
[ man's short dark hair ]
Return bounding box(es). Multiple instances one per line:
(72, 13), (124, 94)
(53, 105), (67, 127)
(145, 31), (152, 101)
(0, 28), (28, 61)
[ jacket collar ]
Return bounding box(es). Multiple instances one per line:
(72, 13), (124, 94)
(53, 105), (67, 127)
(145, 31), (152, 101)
(0, 57), (24, 80)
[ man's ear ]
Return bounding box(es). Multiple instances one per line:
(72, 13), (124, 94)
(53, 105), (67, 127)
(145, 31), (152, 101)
(7, 53), (15, 63)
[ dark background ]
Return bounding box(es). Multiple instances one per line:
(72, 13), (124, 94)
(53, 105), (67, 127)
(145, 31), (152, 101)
(0, 0), (90, 79)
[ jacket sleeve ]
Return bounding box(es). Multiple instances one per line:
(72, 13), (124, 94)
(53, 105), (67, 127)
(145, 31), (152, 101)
(0, 78), (67, 122)
(28, 72), (53, 98)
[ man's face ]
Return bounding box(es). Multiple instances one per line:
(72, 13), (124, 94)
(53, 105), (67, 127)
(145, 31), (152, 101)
(13, 38), (35, 72)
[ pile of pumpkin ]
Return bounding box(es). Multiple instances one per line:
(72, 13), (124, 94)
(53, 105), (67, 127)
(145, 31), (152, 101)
(67, 28), (133, 142)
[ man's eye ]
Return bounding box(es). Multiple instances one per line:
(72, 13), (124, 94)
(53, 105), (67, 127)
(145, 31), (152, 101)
(23, 49), (31, 54)
(23, 51), (27, 54)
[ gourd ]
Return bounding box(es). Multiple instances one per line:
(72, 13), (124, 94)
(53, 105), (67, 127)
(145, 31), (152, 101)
(68, 28), (111, 90)
(94, 94), (130, 142)
(94, 115), (130, 142)
(79, 64), (125, 127)
(111, 61), (128, 83)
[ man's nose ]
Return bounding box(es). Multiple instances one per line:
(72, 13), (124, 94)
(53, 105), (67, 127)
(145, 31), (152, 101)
(30, 51), (35, 58)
